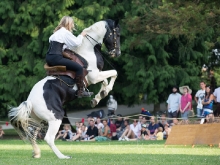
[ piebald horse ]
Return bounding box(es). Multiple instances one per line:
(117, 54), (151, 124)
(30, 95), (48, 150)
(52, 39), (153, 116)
(8, 19), (121, 159)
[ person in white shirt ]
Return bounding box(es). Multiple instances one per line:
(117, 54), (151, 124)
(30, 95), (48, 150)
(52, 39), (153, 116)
(46, 16), (92, 98)
(96, 117), (104, 130)
(118, 119), (141, 141)
(166, 86), (181, 124)
(194, 81), (206, 117)
(107, 95), (117, 116)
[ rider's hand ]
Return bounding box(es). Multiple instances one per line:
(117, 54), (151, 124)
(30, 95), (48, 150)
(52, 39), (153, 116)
(81, 31), (87, 37)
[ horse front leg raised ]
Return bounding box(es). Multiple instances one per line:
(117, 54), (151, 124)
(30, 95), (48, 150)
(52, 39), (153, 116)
(88, 70), (117, 107)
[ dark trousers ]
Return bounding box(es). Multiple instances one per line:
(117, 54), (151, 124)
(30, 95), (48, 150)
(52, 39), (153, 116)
(46, 54), (83, 76)
(168, 111), (178, 124)
(108, 110), (115, 116)
(214, 103), (220, 117)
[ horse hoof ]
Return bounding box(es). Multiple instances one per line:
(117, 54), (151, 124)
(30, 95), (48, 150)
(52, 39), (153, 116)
(100, 90), (107, 98)
(60, 156), (72, 159)
(90, 99), (97, 108)
(33, 154), (41, 158)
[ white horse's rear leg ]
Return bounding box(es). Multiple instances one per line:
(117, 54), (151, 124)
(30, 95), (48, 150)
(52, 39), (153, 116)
(44, 120), (71, 159)
(30, 111), (42, 158)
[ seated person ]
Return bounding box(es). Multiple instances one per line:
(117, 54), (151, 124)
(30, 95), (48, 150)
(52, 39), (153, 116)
(147, 116), (159, 139)
(62, 124), (73, 141)
(96, 117), (104, 130)
(86, 116), (93, 127)
(163, 123), (171, 139)
(115, 114), (124, 130)
(138, 124), (149, 140)
(84, 119), (98, 140)
(141, 116), (148, 125)
(170, 118), (179, 127)
(87, 119), (111, 142)
(138, 115), (143, 125)
(156, 127), (163, 140)
(110, 119), (118, 140)
(115, 115), (126, 138)
(56, 124), (73, 140)
(158, 114), (167, 127)
(71, 125), (87, 141)
(0, 126), (5, 139)
(75, 121), (80, 132)
(118, 119), (141, 141)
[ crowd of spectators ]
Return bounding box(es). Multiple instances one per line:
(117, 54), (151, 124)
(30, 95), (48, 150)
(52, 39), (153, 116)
(55, 114), (176, 142)
(55, 80), (220, 142)
(2, 82), (219, 141)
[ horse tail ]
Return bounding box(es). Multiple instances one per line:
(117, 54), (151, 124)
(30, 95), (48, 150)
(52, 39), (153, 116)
(8, 100), (32, 124)
(8, 100), (36, 142)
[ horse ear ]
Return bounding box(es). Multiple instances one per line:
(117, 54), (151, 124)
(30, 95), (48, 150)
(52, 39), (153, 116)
(114, 19), (119, 27)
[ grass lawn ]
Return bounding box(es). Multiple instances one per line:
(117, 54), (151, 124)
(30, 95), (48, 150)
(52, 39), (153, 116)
(0, 138), (220, 165)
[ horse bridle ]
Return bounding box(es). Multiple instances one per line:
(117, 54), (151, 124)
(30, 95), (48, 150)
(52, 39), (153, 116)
(103, 23), (119, 57)
(85, 22), (119, 57)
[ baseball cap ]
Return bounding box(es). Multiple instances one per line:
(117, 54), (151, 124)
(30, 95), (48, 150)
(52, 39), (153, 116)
(141, 124), (147, 128)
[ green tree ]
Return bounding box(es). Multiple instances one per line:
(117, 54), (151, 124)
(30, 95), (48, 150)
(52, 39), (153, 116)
(0, 0), (125, 117)
(119, 0), (216, 113)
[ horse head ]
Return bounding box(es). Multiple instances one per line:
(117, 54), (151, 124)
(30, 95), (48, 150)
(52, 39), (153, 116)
(103, 19), (121, 58)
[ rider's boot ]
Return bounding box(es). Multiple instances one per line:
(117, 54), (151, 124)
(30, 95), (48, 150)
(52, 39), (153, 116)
(75, 75), (93, 98)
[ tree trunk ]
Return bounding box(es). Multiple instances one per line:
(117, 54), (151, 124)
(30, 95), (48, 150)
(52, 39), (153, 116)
(59, 110), (76, 132)
(153, 103), (160, 115)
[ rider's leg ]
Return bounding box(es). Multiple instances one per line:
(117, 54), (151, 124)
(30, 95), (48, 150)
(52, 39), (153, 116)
(47, 55), (93, 98)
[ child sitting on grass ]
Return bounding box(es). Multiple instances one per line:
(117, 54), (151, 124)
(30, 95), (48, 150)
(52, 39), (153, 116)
(156, 127), (163, 140)
(129, 124), (150, 141)
(56, 124), (73, 140)
(139, 124), (149, 140)
(0, 126), (5, 139)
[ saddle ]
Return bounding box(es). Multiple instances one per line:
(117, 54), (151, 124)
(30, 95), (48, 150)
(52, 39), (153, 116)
(44, 49), (89, 86)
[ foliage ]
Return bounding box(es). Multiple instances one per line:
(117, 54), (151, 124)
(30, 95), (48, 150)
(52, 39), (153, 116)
(126, 0), (220, 42)
(0, 0), (122, 116)
(118, 0), (215, 112)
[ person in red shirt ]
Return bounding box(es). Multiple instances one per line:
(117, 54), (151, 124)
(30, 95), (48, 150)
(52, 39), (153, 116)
(109, 119), (117, 140)
(179, 86), (192, 122)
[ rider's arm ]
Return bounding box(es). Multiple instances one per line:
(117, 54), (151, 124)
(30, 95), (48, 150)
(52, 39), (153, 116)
(64, 29), (86, 49)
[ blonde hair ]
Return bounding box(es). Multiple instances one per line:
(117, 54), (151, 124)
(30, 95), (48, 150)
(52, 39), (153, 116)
(54, 16), (75, 33)
(158, 127), (163, 132)
(63, 124), (71, 130)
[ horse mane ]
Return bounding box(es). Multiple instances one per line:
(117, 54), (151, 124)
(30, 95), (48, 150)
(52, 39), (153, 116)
(83, 21), (107, 39)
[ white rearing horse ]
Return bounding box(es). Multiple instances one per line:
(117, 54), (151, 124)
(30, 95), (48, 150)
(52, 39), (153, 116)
(8, 19), (121, 159)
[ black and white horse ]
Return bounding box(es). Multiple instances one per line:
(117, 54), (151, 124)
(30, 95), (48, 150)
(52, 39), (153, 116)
(8, 19), (121, 159)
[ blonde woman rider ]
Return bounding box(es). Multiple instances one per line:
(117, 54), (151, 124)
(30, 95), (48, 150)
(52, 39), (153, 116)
(46, 16), (93, 98)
